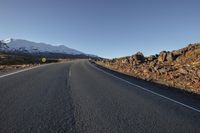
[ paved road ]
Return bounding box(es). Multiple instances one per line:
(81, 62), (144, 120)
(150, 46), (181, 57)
(0, 60), (200, 133)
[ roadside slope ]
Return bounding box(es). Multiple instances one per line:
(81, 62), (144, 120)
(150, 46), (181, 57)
(96, 43), (200, 94)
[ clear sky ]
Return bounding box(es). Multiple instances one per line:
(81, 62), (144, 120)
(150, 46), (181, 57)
(0, 0), (200, 58)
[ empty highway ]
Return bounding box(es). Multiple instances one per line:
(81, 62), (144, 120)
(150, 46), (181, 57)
(0, 60), (200, 133)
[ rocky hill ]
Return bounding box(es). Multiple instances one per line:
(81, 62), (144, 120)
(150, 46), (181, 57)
(97, 43), (200, 94)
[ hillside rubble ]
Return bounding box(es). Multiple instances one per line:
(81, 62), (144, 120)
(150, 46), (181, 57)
(97, 43), (200, 94)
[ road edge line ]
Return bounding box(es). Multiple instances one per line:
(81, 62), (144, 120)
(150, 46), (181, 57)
(0, 63), (53, 78)
(90, 62), (200, 113)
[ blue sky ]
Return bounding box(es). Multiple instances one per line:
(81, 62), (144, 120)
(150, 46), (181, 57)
(0, 0), (200, 58)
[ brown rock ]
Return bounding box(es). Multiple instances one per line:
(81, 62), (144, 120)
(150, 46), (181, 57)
(147, 55), (156, 61)
(154, 65), (160, 71)
(158, 68), (169, 74)
(178, 68), (188, 74)
(121, 58), (129, 64)
(143, 69), (149, 73)
(172, 50), (182, 57)
(158, 51), (167, 62)
(166, 52), (175, 62)
(149, 62), (156, 67)
(197, 70), (200, 78)
(175, 57), (182, 62)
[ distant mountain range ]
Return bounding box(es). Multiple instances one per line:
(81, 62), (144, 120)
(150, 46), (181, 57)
(0, 38), (84, 55)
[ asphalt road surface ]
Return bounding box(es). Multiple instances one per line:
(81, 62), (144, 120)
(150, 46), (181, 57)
(0, 60), (200, 133)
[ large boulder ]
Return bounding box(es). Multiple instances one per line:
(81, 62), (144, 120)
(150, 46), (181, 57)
(158, 51), (167, 62)
(172, 50), (182, 58)
(166, 52), (175, 62)
(131, 52), (145, 64)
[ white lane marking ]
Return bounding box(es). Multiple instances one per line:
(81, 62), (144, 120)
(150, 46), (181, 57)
(69, 69), (71, 77)
(0, 63), (53, 78)
(90, 63), (200, 113)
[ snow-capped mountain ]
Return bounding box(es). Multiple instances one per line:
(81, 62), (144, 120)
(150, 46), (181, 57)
(1, 38), (14, 44)
(0, 38), (84, 55)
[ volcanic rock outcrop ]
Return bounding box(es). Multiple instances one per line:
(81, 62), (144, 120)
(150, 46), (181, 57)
(97, 43), (200, 94)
